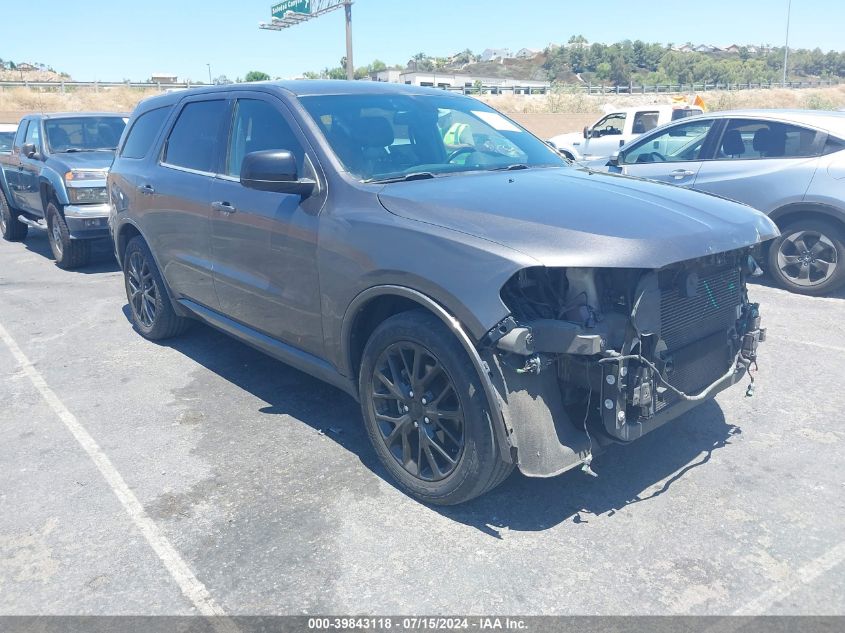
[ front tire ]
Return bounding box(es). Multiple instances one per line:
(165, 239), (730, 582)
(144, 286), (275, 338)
(767, 219), (845, 296)
(0, 189), (28, 242)
(359, 310), (512, 505)
(47, 202), (90, 269)
(123, 236), (189, 340)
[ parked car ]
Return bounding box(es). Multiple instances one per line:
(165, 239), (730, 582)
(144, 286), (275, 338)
(0, 113), (127, 268)
(590, 109), (845, 295)
(0, 123), (17, 154)
(548, 104), (703, 162)
(108, 82), (774, 505)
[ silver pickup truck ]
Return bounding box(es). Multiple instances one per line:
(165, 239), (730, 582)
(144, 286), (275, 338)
(0, 112), (126, 268)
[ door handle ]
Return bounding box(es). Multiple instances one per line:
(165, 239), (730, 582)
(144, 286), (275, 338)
(671, 169), (695, 179)
(137, 184), (155, 195)
(211, 201), (236, 215)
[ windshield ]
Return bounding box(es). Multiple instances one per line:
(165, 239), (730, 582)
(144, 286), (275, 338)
(0, 131), (14, 152)
(299, 93), (565, 182)
(45, 116), (128, 153)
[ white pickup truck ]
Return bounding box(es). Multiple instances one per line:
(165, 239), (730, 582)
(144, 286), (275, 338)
(548, 104), (703, 162)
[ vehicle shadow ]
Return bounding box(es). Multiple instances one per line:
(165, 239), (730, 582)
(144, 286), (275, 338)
(132, 312), (741, 537)
(21, 232), (120, 274)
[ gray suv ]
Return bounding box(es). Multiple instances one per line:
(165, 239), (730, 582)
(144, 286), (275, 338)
(109, 82), (775, 505)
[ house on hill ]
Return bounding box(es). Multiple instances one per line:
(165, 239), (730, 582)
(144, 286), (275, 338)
(15, 62), (37, 72)
(480, 48), (513, 62)
(515, 48), (538, 59)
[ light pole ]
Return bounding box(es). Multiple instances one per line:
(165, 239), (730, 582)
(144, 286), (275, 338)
(782, 0), (792, 86)
(344, 1), (354, 80)
(207, 63), (212, 85)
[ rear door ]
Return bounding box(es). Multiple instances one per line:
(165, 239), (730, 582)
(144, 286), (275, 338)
(4, 120), (28, 206)
(692, 118), (824, 212)
(209, 92), (326, 356)
(142, 94), (230, 309)
(619, 117), (719, 186)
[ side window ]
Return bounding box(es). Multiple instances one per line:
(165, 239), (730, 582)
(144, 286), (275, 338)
(716, 119), (822, 160)
(24, 120), (40, 148)
(632, 111), (659, 134)
(592, 113), (626, 137)
(823, 135), (845, 155)
(121, 107), (171, 159)
(13, 121), (28, 150)
(164, 100), (227, 173)
(622, 119), (714, 165)
(226, 99), (304, 177)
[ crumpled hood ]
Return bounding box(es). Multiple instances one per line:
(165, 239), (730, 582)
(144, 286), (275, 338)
(377, 167), (779, 269)
(47, 151), (115, 173)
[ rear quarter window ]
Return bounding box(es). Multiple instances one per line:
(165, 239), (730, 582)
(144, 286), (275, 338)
(121, 106), (172, 159)
(823, 135), (845, 155)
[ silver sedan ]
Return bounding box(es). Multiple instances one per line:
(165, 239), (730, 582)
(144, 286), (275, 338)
(593, 109), (845, 295)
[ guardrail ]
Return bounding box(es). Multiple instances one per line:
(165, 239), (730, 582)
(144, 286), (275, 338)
(0, 78), (839, 97)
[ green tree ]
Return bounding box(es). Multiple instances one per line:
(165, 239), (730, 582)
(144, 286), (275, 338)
(244, 70), (270, 82)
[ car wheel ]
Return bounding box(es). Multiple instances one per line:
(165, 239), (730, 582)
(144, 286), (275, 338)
(0, 189), (28, 242)
(767, 219), (845, 296)
(47, 202), (90, 269)
(359, 310), (512, 505)
(123, 236), (190, 340)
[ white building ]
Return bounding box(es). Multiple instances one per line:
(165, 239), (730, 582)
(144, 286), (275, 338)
(480, 48), (513, 62)
(515, 48), (539, 59)
(389, 71), (549, 93)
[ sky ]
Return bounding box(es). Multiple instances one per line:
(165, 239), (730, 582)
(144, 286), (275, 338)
(1, 0), (843, 82)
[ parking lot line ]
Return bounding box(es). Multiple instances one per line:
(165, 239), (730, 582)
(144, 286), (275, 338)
(733, 541), (845, 615)
(0, 319), (235, 627)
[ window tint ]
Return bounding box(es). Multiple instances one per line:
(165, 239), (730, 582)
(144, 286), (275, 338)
(0, 131), (15, 152)
(716, 119), (821, 160)
(301, 94), (561, 181)
(13, 121), (28, 149)
(226, 99), (304, 177)
(632, 111), (659, 134)
(592, 113), (626, 137)
(24, 120), (40, 148)
(45, 116), (127, 152)
(822, 135), (845, 155)
(164, 100), (227, 173)
(622, 119), (714, 164)
(121, 107), (171, 159)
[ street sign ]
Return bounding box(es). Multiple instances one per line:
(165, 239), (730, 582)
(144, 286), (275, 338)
(272, 0), (311, 19)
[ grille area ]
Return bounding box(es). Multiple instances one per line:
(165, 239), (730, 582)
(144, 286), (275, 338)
(658, 266), (741, 405)
(660, 266), (741, 351)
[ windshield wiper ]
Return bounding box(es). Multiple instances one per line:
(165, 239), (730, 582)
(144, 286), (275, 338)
(490, 163), (530, 171)
(364, 171), (436, 184)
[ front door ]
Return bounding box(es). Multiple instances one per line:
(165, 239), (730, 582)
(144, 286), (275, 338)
(210, 94), (325, 357)
(619, 118), (718, 186)
(18, 119), (44, 214)
(583, 112), (627, 158)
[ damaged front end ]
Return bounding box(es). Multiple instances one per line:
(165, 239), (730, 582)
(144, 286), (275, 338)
(484, 248), (766, 478)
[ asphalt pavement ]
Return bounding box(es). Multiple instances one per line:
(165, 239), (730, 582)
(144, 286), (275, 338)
(1, 231), (844, 616)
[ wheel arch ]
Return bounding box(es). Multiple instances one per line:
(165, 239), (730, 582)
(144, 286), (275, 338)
(342, 285), (514, 462)
(769, 202), (845, 233)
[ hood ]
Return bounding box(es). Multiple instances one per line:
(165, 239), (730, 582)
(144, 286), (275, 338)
(47, 151), (115, 172)
(377, 168), (779, 269)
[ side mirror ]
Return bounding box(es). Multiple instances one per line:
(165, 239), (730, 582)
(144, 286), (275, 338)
(583, 125), (592, 139)
(608, 151), (621, 167)
(21, 143), (37, 158)
(240, 150), (315, 197)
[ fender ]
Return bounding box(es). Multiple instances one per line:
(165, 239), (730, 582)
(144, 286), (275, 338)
(342, 285), (516, 462)
(39, 171), (70, 209)
(769, 201), (845, 226)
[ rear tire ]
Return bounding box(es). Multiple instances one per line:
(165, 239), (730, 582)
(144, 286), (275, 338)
(123, 236), (190, 340)
(359, 310), (512, 505)
(0, 189), (28, 242)
(767, 219), (845, 296)
(47, 202), (90, 269)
